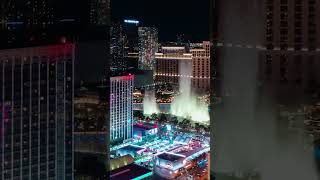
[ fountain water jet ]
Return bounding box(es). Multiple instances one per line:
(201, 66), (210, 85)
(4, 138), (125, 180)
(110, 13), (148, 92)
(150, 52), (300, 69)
(170, 60), (210, 123)
(143, 90), (159, 115)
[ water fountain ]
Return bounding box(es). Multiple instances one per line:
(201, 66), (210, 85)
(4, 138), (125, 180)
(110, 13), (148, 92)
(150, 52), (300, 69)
(143, 90), (159, 115)
(170, 61), (210, 123)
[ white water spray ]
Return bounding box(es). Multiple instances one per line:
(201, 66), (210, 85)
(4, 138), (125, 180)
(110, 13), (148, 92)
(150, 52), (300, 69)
(143, 90), (159, 115)
(170, 60), (210, 123)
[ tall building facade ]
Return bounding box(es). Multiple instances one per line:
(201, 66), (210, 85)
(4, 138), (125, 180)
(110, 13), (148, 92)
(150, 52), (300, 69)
(155, 46), (192, 85)
(0, 44), (74, 180)
(110, 75), (134, 142)
(259, 0), (320, 97)
(190, 41), (211, 93)
(110, 21), (126, 72)
(155, 42), (211, 93)
(123, 19), (140, 55)
(89, 0), (110, 26)
(110, 19), (141, 73)
(138, 27), (158, 70)
(3, 0), (54, 29)
(0, 0), (55, 48)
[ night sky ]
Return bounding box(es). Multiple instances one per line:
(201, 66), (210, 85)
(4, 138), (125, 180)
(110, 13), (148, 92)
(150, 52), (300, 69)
(111, 0), (210, 42)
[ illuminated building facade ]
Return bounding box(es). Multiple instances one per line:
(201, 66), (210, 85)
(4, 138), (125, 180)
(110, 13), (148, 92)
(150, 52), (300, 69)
(153, 142), (210, 179)
(126, 52), (139, 71)
(115, 145), (145, 158)
(154, 152), (186, 179)
(138, 27), (158, 70)
(133, 123), (158, 138)
(0, 44), (74, 180)
(190, 41), (211, 93)
(74, 91), (108, 154)
(110, 21), (126, 71)
(110, 154), (152, 180)
(110, 75), (134, 142)
(259, 0), (320, 96)
(0, 0), (55, 47)
(89, 0), (110, 25)
(123, 19), (139, 55)
(155, 42), (211, 93)
(110, 19), (140, 72)
(155, 46), (192, 85)
(3, 0), (54, 29)
(123, 19), (140, 71)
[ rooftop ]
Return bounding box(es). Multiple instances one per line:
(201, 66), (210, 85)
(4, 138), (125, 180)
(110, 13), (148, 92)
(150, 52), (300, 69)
(110, 155), (134, 171)
(133, 124), (156, 131)
(157, 152), (185, 162)
(178, 146), (206, 158)
(110, 163), (152, 180)
(118, 145), (145, 152)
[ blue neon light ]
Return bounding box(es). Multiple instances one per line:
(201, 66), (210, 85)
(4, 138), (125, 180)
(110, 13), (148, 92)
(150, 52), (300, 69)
(124, 19), (139, 24)
(130, 172), (153, 180)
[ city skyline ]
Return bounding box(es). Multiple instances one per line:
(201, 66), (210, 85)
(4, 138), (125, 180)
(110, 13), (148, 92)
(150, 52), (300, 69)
(111, 0), (210, 42)
(1, 0), (320, 180)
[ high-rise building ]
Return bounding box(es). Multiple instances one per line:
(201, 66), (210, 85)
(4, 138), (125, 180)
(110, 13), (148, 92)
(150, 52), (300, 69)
(138, 27), (158, 70)
(110, 21), (126, 72)
(123, 19), (140, 72)
(110, 75), (134, 142)
(155, 46), (192, 85)
(89, 0), (110, 26)
(109, 19), (140, 73)
(0, 0), (55, 48)
(211, 0), (320, 98)
(155, 42), (211, 93)
(3, 0), (54, 29)
(74, 90), (108, 154)
(123, 19), (140, 55)
(190, 41), (211, 93)
(0, 44), (74, 180)
(259, 0), (320, 97)
(126, 52), (139, 70)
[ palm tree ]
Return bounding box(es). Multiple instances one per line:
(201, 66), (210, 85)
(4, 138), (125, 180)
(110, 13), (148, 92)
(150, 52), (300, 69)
(159, 113), (167, 123)
(151, 113), (158, 120)
(194, 123), (200, 131)
(171, 116), (178, 126)
(133, 111), (144, 120)
(182, 119), (191, 128)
